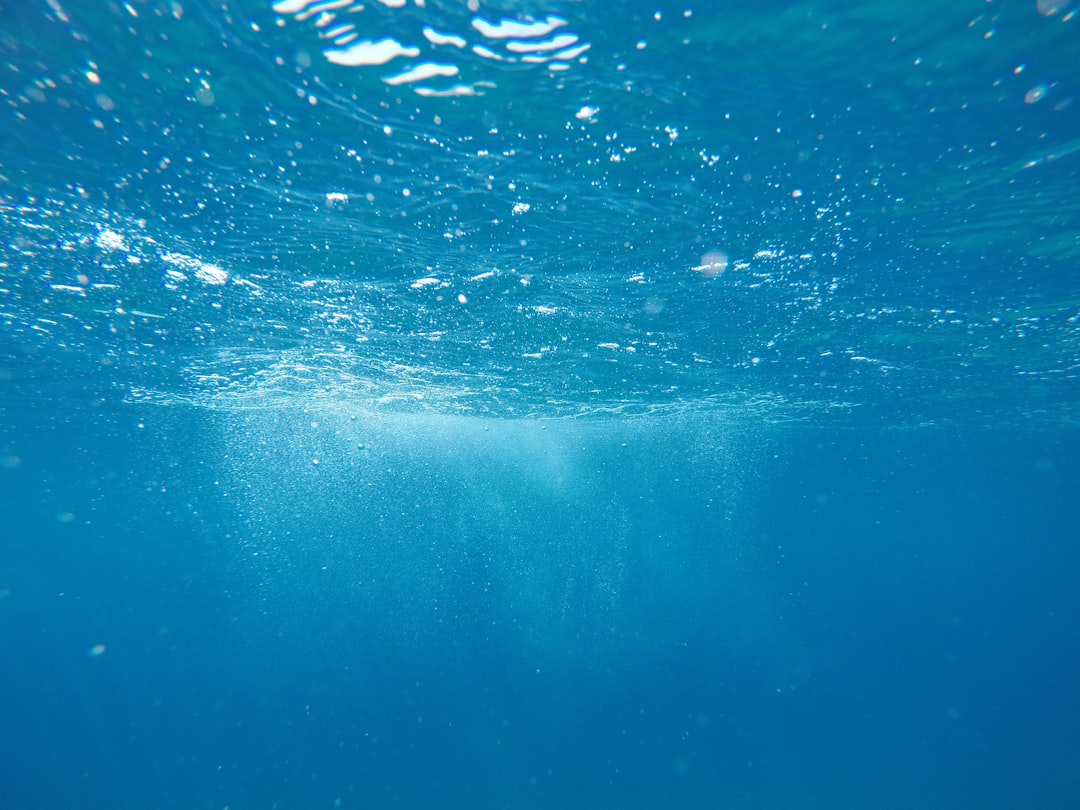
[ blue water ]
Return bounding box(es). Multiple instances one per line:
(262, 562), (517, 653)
(2, 0), (1080, 808)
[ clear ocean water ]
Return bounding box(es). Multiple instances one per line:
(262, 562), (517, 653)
(2, 1), (1079, 808)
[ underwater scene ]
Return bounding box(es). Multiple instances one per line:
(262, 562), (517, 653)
(1, 0), (1079, 808)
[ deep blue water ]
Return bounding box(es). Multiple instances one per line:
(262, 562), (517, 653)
(3, 0), (1080, 808)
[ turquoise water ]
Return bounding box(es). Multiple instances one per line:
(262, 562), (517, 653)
(2, 1), (1079, 808)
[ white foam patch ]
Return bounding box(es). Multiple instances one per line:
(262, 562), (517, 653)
(471, 44), (504, 61)
(95, 229), (127, 251)
(293, 0), (352, 22)
(506, 34), (579, 53)
(383, 63), (459, 86)
(272, 0), (318, 13)
(325, 38), (420, 66)
(423, 27), (467, 48)
(472, 16), (567, 39)
(414, 83), (491, 97)
(323, 23), (353, 39)
(551, 43), (591, 61)
(195, 264), (229, 286)
(272, 3), (588, 96)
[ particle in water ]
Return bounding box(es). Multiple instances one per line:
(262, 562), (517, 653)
(1037, 0), (1071, 16)
(195, 264), (229, 286)
(1024, 84), (1049, 104)
(692, 250), (728, 277)
(643, 297), (664, 315)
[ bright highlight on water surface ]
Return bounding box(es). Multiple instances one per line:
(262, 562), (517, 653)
(272, 0), (590, 94)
